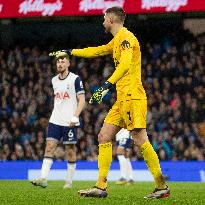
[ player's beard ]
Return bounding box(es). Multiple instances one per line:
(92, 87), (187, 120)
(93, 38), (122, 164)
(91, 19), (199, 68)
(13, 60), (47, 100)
(57, 66), (67, 74)
(104, 25), (111, 33)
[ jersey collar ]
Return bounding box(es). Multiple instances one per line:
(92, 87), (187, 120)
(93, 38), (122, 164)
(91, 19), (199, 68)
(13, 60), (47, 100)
(58, 72), (70, 80)
(115, 27), (126, 38)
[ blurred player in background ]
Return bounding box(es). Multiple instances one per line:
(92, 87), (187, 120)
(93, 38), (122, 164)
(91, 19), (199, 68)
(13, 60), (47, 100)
(50, 6), (170, 199)
(31, 53), (85, 189)
(115, 128), (134, 185)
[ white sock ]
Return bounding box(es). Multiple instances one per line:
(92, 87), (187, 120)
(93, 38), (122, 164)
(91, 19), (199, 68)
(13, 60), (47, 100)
(117, 155), (127, 179)
(40, 157), (53, 179)
(65, 162), (76, 183)
(126, 158), (134, 180)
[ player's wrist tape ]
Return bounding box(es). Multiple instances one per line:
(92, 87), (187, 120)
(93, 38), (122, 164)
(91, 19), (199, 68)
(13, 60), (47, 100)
(70, 116), (80, 124)
(70, 116), (79, 123)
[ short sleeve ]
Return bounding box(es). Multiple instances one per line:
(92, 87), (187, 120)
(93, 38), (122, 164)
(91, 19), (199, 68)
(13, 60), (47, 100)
(75, 76), (85, 95)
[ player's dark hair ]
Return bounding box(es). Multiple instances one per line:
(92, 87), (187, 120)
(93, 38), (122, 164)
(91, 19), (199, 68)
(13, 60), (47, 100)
(105, 7), (126, 23)
(56, 54), (69, 61)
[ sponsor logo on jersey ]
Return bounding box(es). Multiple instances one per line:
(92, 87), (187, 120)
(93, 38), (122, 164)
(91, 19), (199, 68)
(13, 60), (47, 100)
(121, 40), (131, 50)
(55, 91), (70, 100)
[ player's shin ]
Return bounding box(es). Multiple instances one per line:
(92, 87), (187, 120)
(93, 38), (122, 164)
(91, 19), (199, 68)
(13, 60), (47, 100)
(140, 141), (166, 189)
(96, 142), (112, 189)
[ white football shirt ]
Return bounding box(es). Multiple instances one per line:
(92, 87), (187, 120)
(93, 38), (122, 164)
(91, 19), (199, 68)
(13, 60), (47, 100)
(49, 72), (85, 126)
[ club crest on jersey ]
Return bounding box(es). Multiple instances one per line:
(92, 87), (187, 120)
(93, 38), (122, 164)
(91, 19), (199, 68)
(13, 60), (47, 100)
(121, 40), (130, 50)
(55, 92), (70, 100)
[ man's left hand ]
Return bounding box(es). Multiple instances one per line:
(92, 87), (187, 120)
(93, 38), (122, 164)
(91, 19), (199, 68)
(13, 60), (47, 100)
(89, 81), (113, 104)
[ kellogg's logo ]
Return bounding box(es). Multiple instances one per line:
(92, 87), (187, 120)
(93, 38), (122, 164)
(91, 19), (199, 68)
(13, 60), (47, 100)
(141, 0), (188, 12)
(79, 0), (125, 12)
(19, 0), (63, 16)
(0, 4), (3, 13)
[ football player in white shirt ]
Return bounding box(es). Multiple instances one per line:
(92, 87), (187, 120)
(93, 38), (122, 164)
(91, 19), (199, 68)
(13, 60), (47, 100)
(115, 128), (134, 185)
(31, 52), (85, 189)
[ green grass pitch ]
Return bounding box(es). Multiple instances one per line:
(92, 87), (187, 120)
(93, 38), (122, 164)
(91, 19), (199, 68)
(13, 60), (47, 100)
(0, 181), (205, 205)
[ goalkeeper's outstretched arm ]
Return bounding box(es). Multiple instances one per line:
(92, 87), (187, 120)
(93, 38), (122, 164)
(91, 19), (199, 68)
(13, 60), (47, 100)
(72, 40), (113, 58)
(49, 40), (113, 59)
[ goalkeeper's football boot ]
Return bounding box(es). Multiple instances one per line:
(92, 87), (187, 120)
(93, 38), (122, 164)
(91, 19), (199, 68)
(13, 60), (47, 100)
(126, 179), (135, 185)
(144, 185), (170, 199)
(31, 178), (47, 188)
(115, 178), (127, 185)
(78, 186), (108, 198)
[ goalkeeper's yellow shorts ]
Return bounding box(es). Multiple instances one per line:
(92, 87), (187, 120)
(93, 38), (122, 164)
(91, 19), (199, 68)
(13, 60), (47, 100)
(104, 98), (147, 131)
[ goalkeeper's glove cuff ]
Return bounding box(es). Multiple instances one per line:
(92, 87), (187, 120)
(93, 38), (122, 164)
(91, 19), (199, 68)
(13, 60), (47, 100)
(61, 49), (72, 56)
(102, 81), (113, 90)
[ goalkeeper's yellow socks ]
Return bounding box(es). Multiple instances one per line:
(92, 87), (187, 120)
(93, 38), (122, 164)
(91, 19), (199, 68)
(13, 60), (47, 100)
(140, 141), (166, 189)
(95, 142), (112, 189)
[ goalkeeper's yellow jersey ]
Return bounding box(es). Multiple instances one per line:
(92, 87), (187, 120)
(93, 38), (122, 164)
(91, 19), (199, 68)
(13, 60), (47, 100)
(72, 27), (147, 101)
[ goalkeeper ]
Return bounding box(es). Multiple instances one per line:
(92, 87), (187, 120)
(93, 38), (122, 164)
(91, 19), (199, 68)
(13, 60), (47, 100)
(50, 7), (170, 199)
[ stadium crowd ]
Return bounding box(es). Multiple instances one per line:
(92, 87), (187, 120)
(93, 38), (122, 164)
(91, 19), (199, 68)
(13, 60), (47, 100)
(0, 30), (205, 161)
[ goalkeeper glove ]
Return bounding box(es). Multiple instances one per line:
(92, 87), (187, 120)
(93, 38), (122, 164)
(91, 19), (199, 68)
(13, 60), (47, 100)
(49, 49), (72, 59)
(89, 81), (113, 104)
